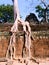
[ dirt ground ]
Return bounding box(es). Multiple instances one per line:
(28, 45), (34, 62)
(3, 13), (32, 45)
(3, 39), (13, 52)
(0, 59), (49, 65)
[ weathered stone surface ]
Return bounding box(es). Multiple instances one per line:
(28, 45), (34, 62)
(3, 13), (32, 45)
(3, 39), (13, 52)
(15, 36), (24, 58)
(0, 23), (49, 58)
(32, 38), (49, 58)
(0, 35), (9, 57)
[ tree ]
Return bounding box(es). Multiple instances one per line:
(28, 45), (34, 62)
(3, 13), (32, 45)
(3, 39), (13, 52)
(12, 0), (20, 21)
(0, 4), (14, 23)
(35, 0), (49, 23)
(36, 5), (45, 22)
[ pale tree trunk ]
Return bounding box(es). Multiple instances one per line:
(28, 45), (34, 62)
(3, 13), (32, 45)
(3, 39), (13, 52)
(11, 0), (21, 32)
(12, 0), (20, 21)
(11, 0), (32, 59)
(6, 0), (31, 60)
(13, 0), (20, 21)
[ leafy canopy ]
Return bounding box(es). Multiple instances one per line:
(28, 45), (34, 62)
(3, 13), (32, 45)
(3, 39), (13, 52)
(0, 4), (14, 23)
(36, 5), (45, 19)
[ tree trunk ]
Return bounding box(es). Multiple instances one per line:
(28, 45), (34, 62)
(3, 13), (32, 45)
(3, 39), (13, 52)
(10, 0), (32, 60)
(13, 0), (20, 21)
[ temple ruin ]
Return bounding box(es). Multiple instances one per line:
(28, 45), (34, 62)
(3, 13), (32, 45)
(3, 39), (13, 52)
(0, 0), (49, 65)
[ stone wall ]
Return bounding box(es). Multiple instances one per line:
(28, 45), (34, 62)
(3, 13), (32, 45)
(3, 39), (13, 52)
(0, 23), (49, 58)
(0, 32), (10, 57)
(31, 38), (49, 58)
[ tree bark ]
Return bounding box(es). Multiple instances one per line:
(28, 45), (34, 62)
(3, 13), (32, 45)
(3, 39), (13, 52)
(10, 0), (32, 60)
(13, 0), (20, 21)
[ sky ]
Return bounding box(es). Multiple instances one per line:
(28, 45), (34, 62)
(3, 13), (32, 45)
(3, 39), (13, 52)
(0, 0), (49, 20)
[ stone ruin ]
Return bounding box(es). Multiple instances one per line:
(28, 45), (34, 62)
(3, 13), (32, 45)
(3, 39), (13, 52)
(0, 0), (49, 65)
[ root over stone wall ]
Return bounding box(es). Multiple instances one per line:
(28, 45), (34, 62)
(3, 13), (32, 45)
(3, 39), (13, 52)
(0, 23), (49, 58)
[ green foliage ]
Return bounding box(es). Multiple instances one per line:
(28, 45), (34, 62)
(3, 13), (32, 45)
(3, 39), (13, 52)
(0, 4), (14, 23)
(35, 5), (45, 20)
